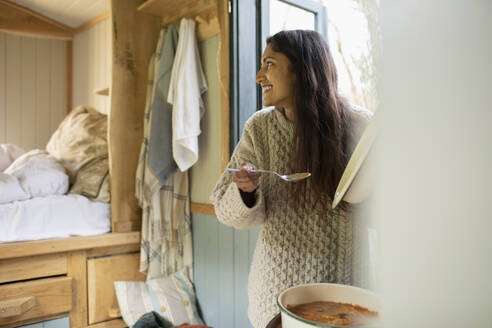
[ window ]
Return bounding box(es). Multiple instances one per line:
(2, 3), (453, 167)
(230, 0), (326, 149)
(230, 0), (377, 148)
(269, 0), (316, 33)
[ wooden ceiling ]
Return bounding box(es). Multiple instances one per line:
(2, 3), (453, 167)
(10, 0), (109, 28)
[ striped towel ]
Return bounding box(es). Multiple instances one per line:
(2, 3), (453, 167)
(135, 26), (192, 280)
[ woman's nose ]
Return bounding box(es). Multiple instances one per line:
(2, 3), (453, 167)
(255, 68), (264, 84)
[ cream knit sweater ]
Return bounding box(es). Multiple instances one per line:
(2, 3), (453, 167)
(211, 106), (370, 328)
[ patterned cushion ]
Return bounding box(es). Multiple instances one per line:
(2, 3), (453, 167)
(46, 106), (109, 202)
(115, 268), (203, 328)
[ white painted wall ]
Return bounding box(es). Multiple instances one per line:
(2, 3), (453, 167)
(373, 1), (492, 327)
(73, 18), (111, 114)
(0, 33), (67, 151)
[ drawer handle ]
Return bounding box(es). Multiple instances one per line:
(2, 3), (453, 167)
(108, 306), (121, 318)
(0, 296), (36, 318)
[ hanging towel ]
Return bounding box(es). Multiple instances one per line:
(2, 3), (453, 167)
(148, 26), (179, 184)
(141, 170), (193, 280)
(168, 18), (208, 172)
(136, 26), (193, 280)
(136, 27), (171, 208)
(136, 25), (179, 238)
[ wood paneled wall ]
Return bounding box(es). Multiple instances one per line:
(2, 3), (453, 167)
(0, 33), (67, 151)
(72, 19), (110, 114)
(193, 213), (260, 328)
(190, 35), (222, 204)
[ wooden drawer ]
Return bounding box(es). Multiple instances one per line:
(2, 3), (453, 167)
(0, 276), (72, 327)
(87, 253), (146, 324)
(0, 253), (67, 284)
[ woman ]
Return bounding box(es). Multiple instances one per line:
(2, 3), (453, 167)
(211, 30), (371, 328)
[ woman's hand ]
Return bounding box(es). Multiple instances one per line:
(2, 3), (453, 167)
(232, 163), (261, 193)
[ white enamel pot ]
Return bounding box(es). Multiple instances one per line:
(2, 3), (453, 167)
(277, 283), (381, 328)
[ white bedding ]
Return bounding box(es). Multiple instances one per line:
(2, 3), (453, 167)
(3, 149), (69, 201)
(0, 194), (110, 243)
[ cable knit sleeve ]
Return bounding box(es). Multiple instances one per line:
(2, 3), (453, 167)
(210, 116), (266, 230)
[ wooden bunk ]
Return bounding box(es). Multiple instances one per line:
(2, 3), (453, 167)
(0, 0), (229, 327)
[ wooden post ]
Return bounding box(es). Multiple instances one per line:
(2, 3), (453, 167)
(218, 0), (230, 171)
(109, 0), (161, 232)
(67, 251), (88, 328)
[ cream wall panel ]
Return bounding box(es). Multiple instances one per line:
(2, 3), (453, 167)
(0, 35), (5, 141)
(36, 39), (51, 147)
(105, 19), (110, 98)
(6, 35), (22, 147)
(73, 19), (110, 114)
(190, 35), (222, 204)
(73, 28), (89, 111)
(21, 38), (36, 150)
(0, 33), (67, 151)
(87, 22), (95, 109)
(50, 40), (67, 138)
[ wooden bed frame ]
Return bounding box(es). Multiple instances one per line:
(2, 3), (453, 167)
(0, 0), (229, 327)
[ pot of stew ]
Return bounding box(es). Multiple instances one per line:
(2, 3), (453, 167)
(277, 283), (380, 328)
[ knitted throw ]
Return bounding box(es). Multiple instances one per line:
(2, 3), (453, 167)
(211, 107), (369, 328)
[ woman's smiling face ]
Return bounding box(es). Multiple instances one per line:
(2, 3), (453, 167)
(256, 44), (296, 111)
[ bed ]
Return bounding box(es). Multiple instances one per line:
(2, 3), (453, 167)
(0, 106), (112, 244)
(0, 1), (159, 327)
(0, 0), (229, 327)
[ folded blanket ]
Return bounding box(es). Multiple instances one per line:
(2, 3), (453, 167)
(0, 173), (29, 204)
(1, 149), (69, 203)
(0, 144), (25, 171)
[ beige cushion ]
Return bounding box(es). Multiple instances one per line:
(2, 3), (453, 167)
(47, 106), (110, 202)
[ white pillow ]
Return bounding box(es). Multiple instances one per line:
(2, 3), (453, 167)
(0, 173), (29, 204)
(115, 268), (204, 327)
(0, 144), (25, 171)
(4, 149), (69, 198)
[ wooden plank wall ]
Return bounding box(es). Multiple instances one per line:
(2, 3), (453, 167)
(0, 33), (66, 151)
(72, 19), (110, 114)
(192, 213), (260, 328)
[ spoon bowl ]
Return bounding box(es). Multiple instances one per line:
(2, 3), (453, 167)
(226, 168), (311, 182)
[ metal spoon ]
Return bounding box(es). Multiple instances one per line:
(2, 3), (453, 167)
(226, 168), (311, 182)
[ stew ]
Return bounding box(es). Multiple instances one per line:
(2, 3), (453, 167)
(287, 301), (377, 327)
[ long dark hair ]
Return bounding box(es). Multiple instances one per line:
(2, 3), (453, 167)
(266, 30), (352, 210)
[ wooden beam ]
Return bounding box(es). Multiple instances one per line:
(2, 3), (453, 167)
(87, 319), (127, 328)
(138, 0), (216, 25)
(218, 0), (230, 171)
(67, 251), (88, 328)
(94, 86), (110, 96)
(109, 0), (161, 232)
(0, 0), (73, 40)
(0, 232), (141, 260)
(190, 202), (215, 215)
(67, 40), (72, 113)
(74, 11), (110, 35)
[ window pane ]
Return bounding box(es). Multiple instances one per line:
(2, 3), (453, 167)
(321, 0), (378, 111)
(270, 0), (316, 35)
